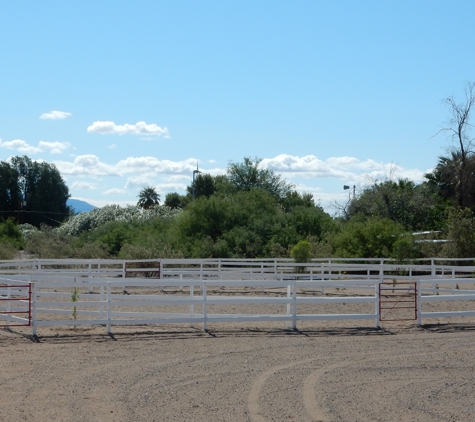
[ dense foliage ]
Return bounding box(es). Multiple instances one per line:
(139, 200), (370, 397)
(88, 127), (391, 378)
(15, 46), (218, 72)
(0, 156), (70, 227)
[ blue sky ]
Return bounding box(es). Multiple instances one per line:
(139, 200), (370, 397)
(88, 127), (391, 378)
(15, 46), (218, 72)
(1, 1), (474, 213)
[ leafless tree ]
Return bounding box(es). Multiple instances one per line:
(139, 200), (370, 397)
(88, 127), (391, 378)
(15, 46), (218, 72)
(436, 82), (475, 207)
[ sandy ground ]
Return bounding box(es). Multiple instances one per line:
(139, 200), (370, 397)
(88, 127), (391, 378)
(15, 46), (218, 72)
(2, 316), (475, 422)
(2, 281), (475, 422)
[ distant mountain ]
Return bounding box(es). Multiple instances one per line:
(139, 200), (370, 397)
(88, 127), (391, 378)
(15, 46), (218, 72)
(67, 199), (97, 213)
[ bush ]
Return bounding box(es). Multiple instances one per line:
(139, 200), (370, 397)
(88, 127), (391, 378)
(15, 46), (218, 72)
(291, 240), (312, 263)
(332, 217), (406, 258)
(119, 241), (184, 259)
(0, 242), (19, 260)
(0, 218), (24, 249)
(58, 204), (181, 236)
(442, 208), (475, 258)
(267, 242), (289, 258)
(25, 225), (74, 258)
(391, 237), (419, 262)
(72, 242), (111, 259)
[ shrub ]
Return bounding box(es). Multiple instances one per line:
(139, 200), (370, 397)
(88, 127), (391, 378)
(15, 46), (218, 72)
(0, 218), (24, 249)
(119, 241), (184, 259)
(0, 242), (19, 260)
(291, 240), (312, 262)
(25, 225), (74, 258)
(72, 242), (111, 259)
(391, 237), (419, 263)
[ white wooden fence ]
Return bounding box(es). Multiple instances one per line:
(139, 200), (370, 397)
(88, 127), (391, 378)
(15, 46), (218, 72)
(1, 258), (475, 335)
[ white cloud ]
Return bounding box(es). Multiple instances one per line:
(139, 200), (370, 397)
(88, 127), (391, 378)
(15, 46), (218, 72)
(124, 176), (154, 190)
(155, 182), (188, 192)
(164, 174), (193, 182)
(0, 139), (42, 154)
(260, 154), (428, 185)
(38, 141), (71, 154)
(87, 121), (169, 137)
(103, 188), (126, 195)
(55, 155), (119, 176)
(58, 154), (433, 215)
(40, 110), (72, 120)
(107, 144), (116, 149)
(71, 181), (97, 190)
(116, 157), (197, 174)
(55, 155), (217, 178)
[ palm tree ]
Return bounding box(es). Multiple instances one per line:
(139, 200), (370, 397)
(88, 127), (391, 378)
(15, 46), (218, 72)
(137, 186), (160, 209)
(426, 152), (475, 208)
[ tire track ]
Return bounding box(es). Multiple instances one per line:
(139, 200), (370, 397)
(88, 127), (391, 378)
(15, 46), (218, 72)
(248, 347), (458, 422)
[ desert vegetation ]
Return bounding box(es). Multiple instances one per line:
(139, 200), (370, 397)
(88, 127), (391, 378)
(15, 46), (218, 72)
(2, 84), (475, 261)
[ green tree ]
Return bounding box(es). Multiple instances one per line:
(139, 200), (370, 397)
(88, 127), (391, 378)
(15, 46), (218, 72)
(186, 173), (217, 199)
(0, 162), (21, 217)
(164, 192), (188, 209)
(426, 152), (475, 209)
(281, 190), (315, 211)
(137, 186), (160, 209)
(332, 217), (406, 258)
(346, 179), (445, 231)
(442, 208), (475, 258)
(175, 189), (284, 258)
(6, 156), (70, 227)
(227, 157), (294, 201)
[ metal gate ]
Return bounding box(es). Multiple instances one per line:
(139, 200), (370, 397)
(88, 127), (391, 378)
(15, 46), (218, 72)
(0, 283), (32, 327)
(379, 281), (417, 322)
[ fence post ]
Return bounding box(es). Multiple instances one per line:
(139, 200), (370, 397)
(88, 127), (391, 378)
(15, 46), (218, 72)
(190, 284), (194, 328)
(260, 263), (264, 292)
(106, 282), (111, 334)
(100, 283), (104, 320)
(88, 263), (93, 293)
(292, 281), (297, 330)
(286, 282), (291, 329)
(122, 262), (127, 293)
(202, 282), (207, 331)
(417, 280), (422, 325)
(200, 263), (203, 294)
(377, 262), (384, 328)
(375, 283), (380, 328)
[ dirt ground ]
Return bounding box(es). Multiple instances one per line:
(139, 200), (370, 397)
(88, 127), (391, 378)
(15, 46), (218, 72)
(1, 317), (475, 422)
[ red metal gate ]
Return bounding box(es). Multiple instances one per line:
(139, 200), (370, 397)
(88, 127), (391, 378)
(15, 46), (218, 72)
(0, 283), (32, 327)
(379, 281), (417, 322)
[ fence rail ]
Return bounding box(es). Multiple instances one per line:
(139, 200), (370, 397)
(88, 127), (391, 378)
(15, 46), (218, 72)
(1, 258), (475, 335)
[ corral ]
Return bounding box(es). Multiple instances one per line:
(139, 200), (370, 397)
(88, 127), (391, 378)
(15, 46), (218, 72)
(2, 258), (475, 421)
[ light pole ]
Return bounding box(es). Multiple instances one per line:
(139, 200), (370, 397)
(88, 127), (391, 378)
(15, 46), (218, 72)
(343, 184), (355, 199)
(192, 164), (201, 200)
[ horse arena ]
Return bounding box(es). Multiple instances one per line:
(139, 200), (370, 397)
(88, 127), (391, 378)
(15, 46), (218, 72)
(1, 258), (475, 421)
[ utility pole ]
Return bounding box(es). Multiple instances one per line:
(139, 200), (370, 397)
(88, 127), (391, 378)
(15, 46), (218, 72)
(343, 184), (356, 200)
(192, 162), (201, 200)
